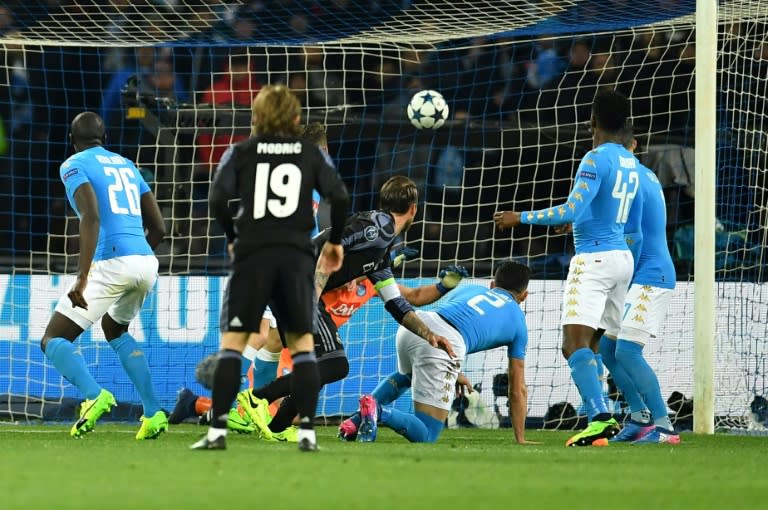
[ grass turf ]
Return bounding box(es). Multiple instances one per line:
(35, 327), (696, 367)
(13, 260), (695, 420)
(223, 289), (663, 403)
(0, 425), (765, 510)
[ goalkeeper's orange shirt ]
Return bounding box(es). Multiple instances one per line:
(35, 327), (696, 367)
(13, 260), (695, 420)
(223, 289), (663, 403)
(273, 279), (378, 388)
(321, 279), (378, 328)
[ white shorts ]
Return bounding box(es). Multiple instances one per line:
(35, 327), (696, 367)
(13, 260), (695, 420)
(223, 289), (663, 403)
(618, 284), (674, 344)
(54, 255), (159, 330)
(396, 311), (467, 411)
(562, 250), (633, 337)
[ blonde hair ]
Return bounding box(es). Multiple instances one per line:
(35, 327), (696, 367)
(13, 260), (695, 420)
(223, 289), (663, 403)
(251, 85), (302, 137)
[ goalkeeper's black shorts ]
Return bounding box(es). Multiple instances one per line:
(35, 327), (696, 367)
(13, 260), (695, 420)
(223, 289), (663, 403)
(276, 301), (344, 358)
(313, 302), (344, 358)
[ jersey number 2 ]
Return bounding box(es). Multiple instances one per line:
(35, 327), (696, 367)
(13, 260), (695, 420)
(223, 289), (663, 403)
(467, 291), (508, 315)
(104, 167), (141, 215)
(253, 163), (302, 219)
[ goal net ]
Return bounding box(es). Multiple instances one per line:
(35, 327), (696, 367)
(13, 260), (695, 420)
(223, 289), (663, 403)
(0, 1), (766, 432)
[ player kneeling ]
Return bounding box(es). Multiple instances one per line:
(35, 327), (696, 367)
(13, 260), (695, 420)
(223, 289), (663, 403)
(340, 261), (539, 445)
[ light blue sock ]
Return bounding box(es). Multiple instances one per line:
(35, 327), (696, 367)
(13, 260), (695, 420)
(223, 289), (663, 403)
(110, 333), (161, 416)
(45, 337), (101, 399)
(379, 407), (430, 442)
(567, 347), (609, 419)
(415, 411), (445, 443)
(251, 349), (280, 390)
(372, 372), (412, 406)
(593, 352), (606, 418)
(615, 339), (670, 428)
(599, 336), (650, 421)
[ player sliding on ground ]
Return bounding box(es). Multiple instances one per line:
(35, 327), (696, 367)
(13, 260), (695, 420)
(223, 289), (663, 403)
(192, 85), (350, 451)
(339, 260), (537, 444)
(495, 90), (637, 447)
(599, 126), (680, 444)
(40, 111), (168, 439)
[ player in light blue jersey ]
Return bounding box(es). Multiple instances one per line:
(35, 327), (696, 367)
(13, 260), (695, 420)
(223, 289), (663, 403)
(598, 129), (680, 444)
(340, 261), (538, 444)
(494, 91), (638, 446)
(40, 112), (168, 440)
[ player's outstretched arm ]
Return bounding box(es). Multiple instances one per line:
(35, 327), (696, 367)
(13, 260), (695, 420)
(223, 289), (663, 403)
(399, 265), (469, 307)
(70, 183), (100, 310)
(508, 358), (540, 445)
(140, 191), (166, 250)
(495, 155), (603, 231)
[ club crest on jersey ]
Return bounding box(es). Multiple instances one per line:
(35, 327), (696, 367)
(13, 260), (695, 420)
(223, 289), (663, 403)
(364, 226), (378, 241)
(356, 284), (367, 296)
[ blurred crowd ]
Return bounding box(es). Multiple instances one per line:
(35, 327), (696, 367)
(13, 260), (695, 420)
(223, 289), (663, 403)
(0, 3), (764, 279)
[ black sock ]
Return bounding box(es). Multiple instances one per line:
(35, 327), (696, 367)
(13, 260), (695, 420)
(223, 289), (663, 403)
(251, 373), (292, 403)
(210, 349), (241, 429)
(289, 351), (320, 430)
(269, 354), (349, 433)
(594, 412), (613, 422)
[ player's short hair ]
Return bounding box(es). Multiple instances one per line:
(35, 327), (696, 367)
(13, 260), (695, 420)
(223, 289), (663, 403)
(592, 90), (630, 133)
(301, 121), (327, 146)
(379, 175), (418, 214)
(70, 111), (106, 145)
(494, 260), (530, 295)
(251, 84), (302, 138)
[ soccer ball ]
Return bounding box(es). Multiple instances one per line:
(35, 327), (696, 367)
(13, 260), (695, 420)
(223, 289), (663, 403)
(407, 89), (449, 129)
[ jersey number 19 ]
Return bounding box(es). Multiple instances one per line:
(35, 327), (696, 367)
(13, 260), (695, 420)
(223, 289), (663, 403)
(253, 162), (302, 219)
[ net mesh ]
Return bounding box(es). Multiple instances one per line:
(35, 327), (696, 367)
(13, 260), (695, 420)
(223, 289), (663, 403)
(0, 0), (766, 432)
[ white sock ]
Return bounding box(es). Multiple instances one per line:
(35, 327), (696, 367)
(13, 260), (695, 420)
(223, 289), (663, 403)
(255, 347), (282, 362)
(242, 345), (260, 362)
(631, 409), (652, 424)
(207, 426), (227, 441)
(297, 428), (316, 444)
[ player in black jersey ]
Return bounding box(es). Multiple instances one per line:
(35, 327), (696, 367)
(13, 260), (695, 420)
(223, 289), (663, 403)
(237, 175), (461, 440)
(191, 84), (350, 452)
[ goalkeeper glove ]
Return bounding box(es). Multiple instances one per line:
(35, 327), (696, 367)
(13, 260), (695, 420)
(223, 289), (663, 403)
(390, 246), (419, 268)
(436, 265), (470, 294)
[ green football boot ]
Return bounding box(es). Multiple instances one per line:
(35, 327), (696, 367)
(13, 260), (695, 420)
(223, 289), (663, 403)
(227, 408), (257, 434)
(266, 425), (298, 443)
(565, 418), (620, 447)
(136, 410), (169, 440)
(236, 390), (273, 440)
(70, 389), (117, 438)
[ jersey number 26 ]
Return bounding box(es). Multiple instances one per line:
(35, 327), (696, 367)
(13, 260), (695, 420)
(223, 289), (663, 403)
(103, 167), (141, 216)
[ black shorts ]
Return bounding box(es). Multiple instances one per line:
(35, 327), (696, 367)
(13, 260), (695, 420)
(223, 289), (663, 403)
(220, 246), (315, 335)
(275, 301), (344, 358)
(313, 302), (344, 358)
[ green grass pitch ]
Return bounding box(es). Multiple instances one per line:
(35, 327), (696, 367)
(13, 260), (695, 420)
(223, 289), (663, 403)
(0, 425), (765, 510)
